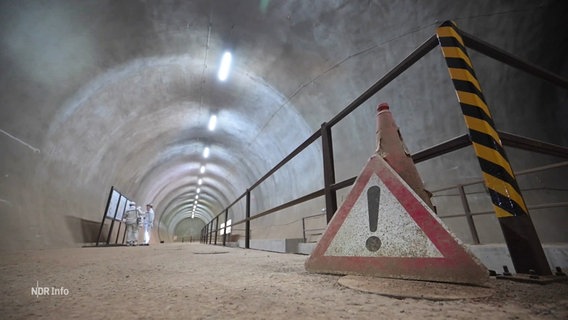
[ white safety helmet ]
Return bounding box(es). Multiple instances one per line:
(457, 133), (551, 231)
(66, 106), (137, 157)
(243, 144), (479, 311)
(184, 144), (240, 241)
(129, 202), (136, 206)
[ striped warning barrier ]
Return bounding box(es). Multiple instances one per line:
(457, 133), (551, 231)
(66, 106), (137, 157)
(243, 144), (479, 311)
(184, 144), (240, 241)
(436, 20), (551, 275)
(437, 21), (526, 218)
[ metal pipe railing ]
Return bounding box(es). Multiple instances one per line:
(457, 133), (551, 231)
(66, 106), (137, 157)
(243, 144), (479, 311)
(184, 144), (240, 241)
(438, 203), (568, 220)
(202, 23), (568, 256)
(461, 31), (568, 90)
(431, 161), (568, 244)
(432, 161), (568, 194)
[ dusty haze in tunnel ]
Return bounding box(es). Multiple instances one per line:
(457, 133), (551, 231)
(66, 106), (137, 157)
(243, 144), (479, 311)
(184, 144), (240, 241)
(1, 0), (567, 250)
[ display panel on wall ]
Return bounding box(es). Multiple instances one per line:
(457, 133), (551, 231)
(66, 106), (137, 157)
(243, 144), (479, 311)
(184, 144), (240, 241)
(105, 188), (132, 221)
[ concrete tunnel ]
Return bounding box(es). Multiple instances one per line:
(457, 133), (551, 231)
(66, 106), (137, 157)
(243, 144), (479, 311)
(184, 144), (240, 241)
(1, 0), (567, 269)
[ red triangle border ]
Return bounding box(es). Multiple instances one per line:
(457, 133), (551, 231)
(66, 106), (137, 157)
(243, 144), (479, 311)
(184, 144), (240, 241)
(305, 155), (488, 286)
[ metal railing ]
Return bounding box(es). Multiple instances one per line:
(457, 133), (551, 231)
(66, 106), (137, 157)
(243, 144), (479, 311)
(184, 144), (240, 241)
(202, 23), (568, 252)
(302, 213), (327, 243)
(298, 161), (568, 245)
(431, 161), (568, 244)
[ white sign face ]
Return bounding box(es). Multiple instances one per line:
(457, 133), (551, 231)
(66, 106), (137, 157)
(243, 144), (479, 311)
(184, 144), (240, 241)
(324, 174), (442, 258)
(105, 190), (120, 219)
(226, 219), (232, 234)
(115, 195), (128, 221)
(104, 188), (132, 221)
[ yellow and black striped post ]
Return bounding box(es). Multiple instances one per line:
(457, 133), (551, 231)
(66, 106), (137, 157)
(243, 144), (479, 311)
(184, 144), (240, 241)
(436, 21), (551, 275)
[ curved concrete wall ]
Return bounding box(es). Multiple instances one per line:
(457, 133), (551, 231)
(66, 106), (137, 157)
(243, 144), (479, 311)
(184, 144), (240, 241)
(1, 0), (566, 250)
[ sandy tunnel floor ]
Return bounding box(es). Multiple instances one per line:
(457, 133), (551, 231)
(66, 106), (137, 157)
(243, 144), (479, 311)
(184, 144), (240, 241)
(1, 243), (567, 319)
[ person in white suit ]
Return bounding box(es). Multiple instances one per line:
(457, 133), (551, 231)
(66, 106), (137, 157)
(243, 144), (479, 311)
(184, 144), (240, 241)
(123, 202), (142, 246)
(143, 204), (155, 245)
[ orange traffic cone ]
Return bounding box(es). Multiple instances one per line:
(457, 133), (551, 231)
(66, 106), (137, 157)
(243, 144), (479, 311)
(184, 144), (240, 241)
(375, 103), (434, 210)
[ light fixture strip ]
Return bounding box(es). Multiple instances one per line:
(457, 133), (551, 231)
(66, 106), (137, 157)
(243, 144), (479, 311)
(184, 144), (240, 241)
(217, 51), (232, 81)
(208, 115), (217, 131)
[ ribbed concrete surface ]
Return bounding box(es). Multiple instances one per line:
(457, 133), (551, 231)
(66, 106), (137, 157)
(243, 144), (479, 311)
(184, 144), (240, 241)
(1, 243), (567, 319)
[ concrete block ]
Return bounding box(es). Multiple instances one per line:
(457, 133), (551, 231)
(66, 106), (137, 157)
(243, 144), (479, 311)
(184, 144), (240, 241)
(544, 244), (568, 271)
(297, 242), (316, 255)
(237, 238), (304, 253)
(464, 244), (568, 274)
(466, 244), (514, 274)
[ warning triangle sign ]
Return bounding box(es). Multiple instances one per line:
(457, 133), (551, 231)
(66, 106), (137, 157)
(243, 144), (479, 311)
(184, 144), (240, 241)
(305, 155), (488, 286)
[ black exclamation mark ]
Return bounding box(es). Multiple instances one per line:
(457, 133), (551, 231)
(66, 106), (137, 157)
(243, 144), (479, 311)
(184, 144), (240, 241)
(366, 186), (382, 252)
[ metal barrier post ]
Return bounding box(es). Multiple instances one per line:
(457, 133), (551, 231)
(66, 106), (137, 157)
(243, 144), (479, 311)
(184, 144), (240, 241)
(96, 187), (114, 246)
(302, 217), (306, 243)
(457, 185), (480, 244)
(209, 222), (213, 244)
(106, 194), (122, 245)
(245, 190), (251, 249)
(321, 122), (337, 223)
(223, 209), (228, 246)
(114, 222), (122, 244)
(214, 217), (219, 245)
(437, 20), (551, 275)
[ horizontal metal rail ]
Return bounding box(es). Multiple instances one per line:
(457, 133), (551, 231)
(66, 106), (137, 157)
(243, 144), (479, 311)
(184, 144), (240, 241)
(439, 202), (568, 219)
(432, 161), (568, 194)
(327, 35), (439, 128)
(412, 134), (471, 163)
(462, 31), (568, 90)
(302, 212), (327, 220)
(250, 131), (322, 191)
(231, 188), (325, 227)
(499, 132), (568, 159)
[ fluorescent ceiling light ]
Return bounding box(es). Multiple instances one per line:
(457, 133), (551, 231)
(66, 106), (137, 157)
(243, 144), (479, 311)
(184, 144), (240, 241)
(195, 194), (199, 199)
(218, 51), (232, 81)
(208, 115), (217, 131)
(203, 147), (210, 158)
(196, 187), (201, 194)
(191, 212), (194, 219)
(200, 165), (206, 174)
(198, 178), (203, 185)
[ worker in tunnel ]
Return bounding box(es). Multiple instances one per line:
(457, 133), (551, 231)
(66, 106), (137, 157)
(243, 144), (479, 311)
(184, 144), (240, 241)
(143, 204), (155, 246)
(123, 202), (143, 246)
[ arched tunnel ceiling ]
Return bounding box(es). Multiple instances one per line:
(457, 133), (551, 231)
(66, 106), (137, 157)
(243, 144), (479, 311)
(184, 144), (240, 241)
(24, 1), (326, 240)
(40, 52), (316, 230)
(1, 0), (566, 248)
(40, 52), (318, 225)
